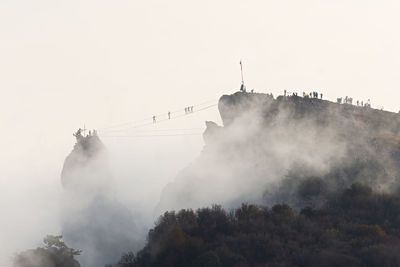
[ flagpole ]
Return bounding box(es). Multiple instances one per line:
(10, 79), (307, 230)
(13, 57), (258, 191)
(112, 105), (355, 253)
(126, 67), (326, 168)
(240, 61), (244, 85)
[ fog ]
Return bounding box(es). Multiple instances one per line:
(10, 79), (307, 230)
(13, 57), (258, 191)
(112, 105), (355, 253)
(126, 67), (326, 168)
(156, 93), (400, 214)
(1, 0), (400, 266)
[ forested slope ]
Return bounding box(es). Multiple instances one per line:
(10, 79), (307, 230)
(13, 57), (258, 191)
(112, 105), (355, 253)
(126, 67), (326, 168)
(117, 184), (400, 267)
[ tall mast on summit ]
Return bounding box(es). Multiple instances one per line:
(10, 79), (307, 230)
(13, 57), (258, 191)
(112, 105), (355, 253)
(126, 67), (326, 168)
(239, 60), (246, 92)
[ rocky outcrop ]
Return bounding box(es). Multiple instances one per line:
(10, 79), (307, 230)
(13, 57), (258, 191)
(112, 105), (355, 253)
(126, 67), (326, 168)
(61, 135), (109, 193)
(61, 135), (140, 267)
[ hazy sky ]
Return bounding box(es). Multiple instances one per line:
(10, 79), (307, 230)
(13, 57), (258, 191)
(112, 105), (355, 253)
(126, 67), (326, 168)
(1, 0), (400, 265)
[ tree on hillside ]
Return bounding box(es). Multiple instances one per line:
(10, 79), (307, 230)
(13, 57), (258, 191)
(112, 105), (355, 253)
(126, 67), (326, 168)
(13, 235), (81, 267)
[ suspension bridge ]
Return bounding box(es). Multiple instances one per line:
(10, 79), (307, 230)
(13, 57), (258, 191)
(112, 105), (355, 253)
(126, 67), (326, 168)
(90, 99), (219, 139)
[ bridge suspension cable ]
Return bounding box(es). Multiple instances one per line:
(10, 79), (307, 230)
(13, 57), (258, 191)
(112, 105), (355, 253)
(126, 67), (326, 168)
(100, 132), (204, 138)
(98, 99), (218, 132)
(98, 102), (218, 135)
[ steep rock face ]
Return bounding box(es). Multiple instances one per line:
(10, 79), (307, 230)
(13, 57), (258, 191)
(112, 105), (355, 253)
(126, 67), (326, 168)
(156, 92), (400, 214)
(61, 135), (139, 267)
(61, 135), (110, 194)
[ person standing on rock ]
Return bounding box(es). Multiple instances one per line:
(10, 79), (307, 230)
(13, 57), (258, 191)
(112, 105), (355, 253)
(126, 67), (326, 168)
(73, 128), (82, 139)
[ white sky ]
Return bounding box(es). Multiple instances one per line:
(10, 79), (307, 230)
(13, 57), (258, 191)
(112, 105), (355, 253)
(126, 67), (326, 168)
(1, 0), (400, 265)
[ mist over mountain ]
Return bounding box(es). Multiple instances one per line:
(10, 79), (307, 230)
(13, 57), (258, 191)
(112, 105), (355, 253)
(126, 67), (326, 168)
(156, 92), (400, 213)
(121, 92), (400, 267)
(14, 91), (400, 267)
(5, 1), (400, 266)
(57, 92), (400, 266)
(60, 133), (143, 267)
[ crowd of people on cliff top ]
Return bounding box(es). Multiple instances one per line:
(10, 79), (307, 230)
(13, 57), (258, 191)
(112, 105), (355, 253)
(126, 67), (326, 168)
(241, 85), (373, 109)
(337, 96), (371, 107)
(284, 90), (323, 100)
(282, 89), (373, 108)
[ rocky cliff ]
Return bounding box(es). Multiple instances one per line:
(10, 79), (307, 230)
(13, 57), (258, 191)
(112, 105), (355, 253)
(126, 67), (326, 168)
(61, 134), (140, 267)
(156, 92), (400, 214)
